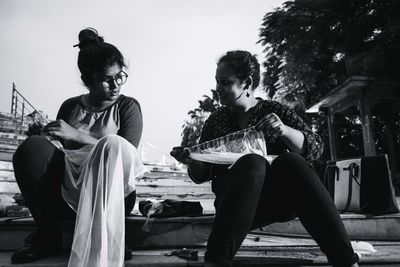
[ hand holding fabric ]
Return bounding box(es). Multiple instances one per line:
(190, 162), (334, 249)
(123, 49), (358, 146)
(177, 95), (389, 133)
(170, 146), (192, 165)
(255, 113), (288, 138)
(43, 119), (80, 141)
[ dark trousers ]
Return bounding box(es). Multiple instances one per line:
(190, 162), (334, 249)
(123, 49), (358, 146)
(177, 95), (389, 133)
(12, 136), (136, 243)
(205, 153), (359, 267)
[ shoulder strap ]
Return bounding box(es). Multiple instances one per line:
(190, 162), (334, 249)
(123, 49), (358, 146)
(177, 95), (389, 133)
(342, 162), (360, 212)
(323, 164), (339, 185)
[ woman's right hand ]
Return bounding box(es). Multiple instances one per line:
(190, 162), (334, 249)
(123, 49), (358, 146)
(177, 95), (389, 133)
(170, 146), (192, 165)
(26, 122), (45, 136)
(43, 119), (79, 141)
(171, 146), (212, 183)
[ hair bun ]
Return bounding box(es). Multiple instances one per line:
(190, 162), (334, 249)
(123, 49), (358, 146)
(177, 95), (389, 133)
(73, 28), (104, 49)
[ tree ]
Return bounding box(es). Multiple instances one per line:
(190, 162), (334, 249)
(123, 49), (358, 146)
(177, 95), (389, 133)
(259, 0), (400, 106)
(258, 0), (400, 182)
(181, 90), (220, 147)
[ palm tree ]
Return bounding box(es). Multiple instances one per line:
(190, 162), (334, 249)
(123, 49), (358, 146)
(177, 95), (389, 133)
(181, 90), (220, 147)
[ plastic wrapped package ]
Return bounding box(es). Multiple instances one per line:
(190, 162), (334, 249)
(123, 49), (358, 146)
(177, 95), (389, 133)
(188, 127), (270, 165)
(62, 135), (148, 267)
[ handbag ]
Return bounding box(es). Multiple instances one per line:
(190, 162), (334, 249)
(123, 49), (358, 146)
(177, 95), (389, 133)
(324, 154), (399, 215)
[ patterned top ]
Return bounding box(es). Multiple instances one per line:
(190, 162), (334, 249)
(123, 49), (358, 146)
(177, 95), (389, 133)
(56, 94), (143, 150)
(199, 99), (323, 162)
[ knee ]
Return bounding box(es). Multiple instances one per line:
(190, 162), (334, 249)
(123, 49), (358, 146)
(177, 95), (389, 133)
(271, 152), (314, 184)
(272, 152), (307, 170)
(92, 135), (130, 161)
(13, 136), (55, 165)
(13, 136), (61, 182)
(25, 135), (51, 146)
(236, 153), (267, 170)
(18, 136), (51, 152)
(96, 135), (124, 151)
(232, 153), (268, 183)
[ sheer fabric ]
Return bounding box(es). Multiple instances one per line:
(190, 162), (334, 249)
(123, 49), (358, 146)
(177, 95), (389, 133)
(62, 135), (148, 267)
(188, 127), (269, 165)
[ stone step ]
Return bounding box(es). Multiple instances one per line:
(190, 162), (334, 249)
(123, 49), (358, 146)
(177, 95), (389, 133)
(257, 212), (400, 241)
(0, 242), (399, 266)
(0, 152), (13, 162)
(0, 138), (22, 147)
(0, 131), (27, 141)
(0, 171), (214, 199)
(1, 205), (400, 252)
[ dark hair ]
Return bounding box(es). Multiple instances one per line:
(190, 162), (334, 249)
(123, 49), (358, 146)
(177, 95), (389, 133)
(75, 28), (126, 84)
(217, 50), (260, 89)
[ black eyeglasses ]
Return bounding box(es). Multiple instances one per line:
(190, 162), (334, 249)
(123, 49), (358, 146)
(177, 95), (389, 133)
(99, 70), (128, 89)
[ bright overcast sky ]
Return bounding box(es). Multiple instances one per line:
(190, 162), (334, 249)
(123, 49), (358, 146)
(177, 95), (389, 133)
(0, 0), (285, 156)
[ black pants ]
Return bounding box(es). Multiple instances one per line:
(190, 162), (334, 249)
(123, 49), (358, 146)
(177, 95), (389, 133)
(13, 136), (136, 243)
(205, 153), (359, 267)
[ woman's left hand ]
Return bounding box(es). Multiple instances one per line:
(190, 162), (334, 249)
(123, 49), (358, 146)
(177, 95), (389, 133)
(43, 119), (79, 141)
(255, 113), (288, 138)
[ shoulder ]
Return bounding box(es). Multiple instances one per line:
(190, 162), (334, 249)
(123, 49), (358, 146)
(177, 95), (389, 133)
(59, 95), (81, 110)
(257, 99), (289, 112)
(117, 95), (142, 113)
(57, 95), (81, 118)
(256, 99), (294, 117)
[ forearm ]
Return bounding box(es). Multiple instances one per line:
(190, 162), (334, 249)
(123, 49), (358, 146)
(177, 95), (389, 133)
(280, 126), (306, 154)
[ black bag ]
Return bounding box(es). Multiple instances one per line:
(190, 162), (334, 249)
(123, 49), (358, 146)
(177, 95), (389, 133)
(139, 199), (203, 218)
(324, 154), (399, 215)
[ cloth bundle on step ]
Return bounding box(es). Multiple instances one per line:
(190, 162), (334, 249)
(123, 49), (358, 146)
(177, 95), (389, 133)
(139, 199), (203, 218)
(139, 199), (203, 232)
(188, 127), (268, 165)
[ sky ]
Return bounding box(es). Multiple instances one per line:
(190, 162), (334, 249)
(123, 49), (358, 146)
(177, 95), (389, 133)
(0, 0), (285, 158)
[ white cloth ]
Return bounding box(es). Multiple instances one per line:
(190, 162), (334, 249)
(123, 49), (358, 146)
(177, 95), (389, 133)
(62, 135), (148, 267)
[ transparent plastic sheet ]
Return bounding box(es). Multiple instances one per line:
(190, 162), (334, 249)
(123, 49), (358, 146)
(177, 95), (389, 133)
(188, 127), (269, 165)
(61, 135), (149, 267)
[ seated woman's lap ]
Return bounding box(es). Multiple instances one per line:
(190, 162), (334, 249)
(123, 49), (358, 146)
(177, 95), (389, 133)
(211, 154), (268, 209)
(86, 135), (138, 214)
(252, 152), (314, 228)
(13, 135), (136, 218)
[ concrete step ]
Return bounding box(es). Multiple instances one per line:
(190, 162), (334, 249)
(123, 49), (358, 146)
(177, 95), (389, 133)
(0, 112), (31, 126)
(1, 206), (400, 252)
(257, 212), (400, 241)
(0, 138), (22, 146)
(0, 169), (214, 200)
(0, 132), (26, 141)
(0, 152), (13, 163)
(0, 243), (400, 266)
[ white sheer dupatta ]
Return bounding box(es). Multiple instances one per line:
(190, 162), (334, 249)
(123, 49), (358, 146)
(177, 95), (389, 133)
(62, 135), (148, 267)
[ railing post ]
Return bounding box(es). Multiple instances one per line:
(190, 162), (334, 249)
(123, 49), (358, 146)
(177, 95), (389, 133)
(21, 101), (25, 125)
(9, 84), (49, 126)
(14, 96), (18, 119)
(11, 83), (16, 116)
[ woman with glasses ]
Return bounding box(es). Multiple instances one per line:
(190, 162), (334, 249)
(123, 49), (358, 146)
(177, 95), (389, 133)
(11, 28), (146, 266)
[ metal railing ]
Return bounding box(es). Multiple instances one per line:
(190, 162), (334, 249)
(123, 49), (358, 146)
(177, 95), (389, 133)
(10, 83), (49, 127)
